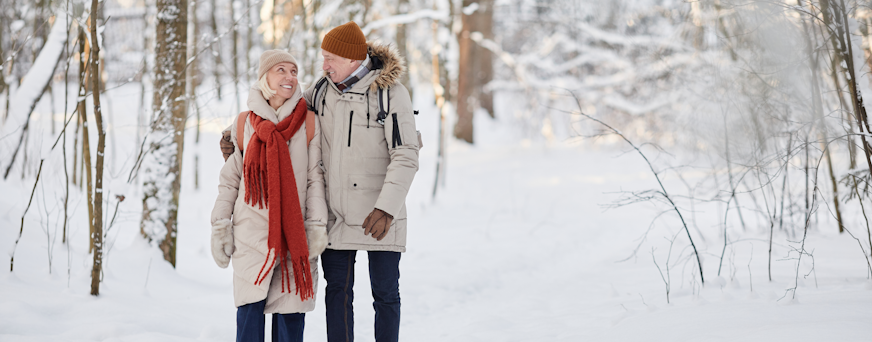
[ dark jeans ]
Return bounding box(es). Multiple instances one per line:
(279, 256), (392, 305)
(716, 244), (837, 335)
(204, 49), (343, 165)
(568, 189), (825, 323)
(236, 299), (305, 342)
(321, 249), (401, 342)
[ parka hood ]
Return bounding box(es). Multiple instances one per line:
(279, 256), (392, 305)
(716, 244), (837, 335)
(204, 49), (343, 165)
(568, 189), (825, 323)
(366, 41), (406, 91)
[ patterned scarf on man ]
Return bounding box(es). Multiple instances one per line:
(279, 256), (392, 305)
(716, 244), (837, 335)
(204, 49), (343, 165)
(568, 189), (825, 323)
(335, 54), (372, 92)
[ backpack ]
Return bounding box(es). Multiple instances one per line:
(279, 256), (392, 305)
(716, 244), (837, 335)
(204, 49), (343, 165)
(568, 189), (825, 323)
(236, 110), (316, 155)
(311, 78), (420, 149)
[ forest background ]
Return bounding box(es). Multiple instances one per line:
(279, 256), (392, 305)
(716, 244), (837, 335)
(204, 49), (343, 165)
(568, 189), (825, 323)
(1, 0), (872, 340)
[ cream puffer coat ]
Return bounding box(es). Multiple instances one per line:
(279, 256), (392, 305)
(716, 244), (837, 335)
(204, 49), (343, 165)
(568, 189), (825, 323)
(211, 85), (328, 313)
(303, 42), (419, 252)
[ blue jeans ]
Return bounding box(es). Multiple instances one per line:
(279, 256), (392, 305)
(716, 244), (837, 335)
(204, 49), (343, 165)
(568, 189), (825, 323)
(321, 249), (401, 342)
(236, 299), (305, 342)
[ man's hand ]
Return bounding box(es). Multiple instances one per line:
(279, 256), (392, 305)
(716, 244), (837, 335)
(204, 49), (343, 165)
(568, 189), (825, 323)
(362, 208), (393, 241)
(221, 130), (234, 161)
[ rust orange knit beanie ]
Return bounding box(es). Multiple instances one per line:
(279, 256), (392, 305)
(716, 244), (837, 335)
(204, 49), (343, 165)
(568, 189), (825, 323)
(321, 22), (368, 60)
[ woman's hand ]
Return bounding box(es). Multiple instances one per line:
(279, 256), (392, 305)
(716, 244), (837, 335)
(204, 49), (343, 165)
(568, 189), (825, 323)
(305, 221), (328, 259)
(211, 219), (235, 268)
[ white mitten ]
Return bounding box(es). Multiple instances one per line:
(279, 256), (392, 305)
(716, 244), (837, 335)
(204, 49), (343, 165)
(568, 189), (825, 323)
(305, 221), (328, 260)
(211, 219), (234, 268)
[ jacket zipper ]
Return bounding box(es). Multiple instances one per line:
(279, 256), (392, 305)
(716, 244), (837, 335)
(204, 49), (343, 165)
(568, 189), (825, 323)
(348, 111), (354, 147)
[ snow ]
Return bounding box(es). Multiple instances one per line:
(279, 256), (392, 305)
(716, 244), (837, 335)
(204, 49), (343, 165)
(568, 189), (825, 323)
(361, 10), (449, 36)
(1, 80), (872, 341)
(3, 14), (68, 132)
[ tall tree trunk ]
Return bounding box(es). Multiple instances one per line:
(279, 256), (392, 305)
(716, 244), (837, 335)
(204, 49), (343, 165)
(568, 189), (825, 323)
(142, 0), (188, 267)
(187, 0), (199, 189)
(72, 103), (80, 187)
(76, 26), (95, 253)
(231, 0), (240, 112)
(89, 0), (107, 296)
(803, 15), (845, 233)
(210, 0), (222, 100)
(432, 20), (446, 198)
(820, 0), (872, 180)
(0, 8), (6, 99)
(3, 16), (68, 180)
(830, 53), (857, 170)
(396, 0), (411, 99)
(473, 0), (494, 117)
(31, 0), (49, 67)
(246, 0), (253, 84)
(454, 0), (475, 143)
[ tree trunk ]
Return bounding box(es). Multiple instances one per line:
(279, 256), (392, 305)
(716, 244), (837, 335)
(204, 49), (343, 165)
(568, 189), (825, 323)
(75, 26), (96, 254)
(473, 0), (494, 117)
(820, 0), (872, 180)
(210, 0), (222, 100)
(803, 15), (845, 233)
(187, 0), (199, 189)
(246, 0), (253, 85)
(3, 16), (68, 180)
(141, 0), (188, 268)
(0, 9), (6, 99)
(454, 0), (475, 143)
(830, 54), (857, 170)
(396, 0), (411, 99)
(231, 0), (240, 112)
(89, 0), (107, 296)
(432, 20), (446, 198)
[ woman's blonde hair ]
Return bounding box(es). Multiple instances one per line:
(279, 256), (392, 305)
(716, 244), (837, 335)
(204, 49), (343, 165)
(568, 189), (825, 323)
(258, 74), (276, 100)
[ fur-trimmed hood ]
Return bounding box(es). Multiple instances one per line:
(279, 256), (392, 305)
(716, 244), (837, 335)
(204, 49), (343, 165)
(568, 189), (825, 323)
(367, 41), (405, 91)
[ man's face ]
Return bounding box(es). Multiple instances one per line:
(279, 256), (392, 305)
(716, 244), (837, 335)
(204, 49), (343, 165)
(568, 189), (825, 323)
(322, 50), (360, 83)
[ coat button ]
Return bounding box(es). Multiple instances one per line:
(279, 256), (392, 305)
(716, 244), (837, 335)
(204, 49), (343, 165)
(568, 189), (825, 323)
(353, 183), (357, 187)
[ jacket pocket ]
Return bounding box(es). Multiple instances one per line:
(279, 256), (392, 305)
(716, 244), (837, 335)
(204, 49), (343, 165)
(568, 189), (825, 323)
(345, 174), (385, 226)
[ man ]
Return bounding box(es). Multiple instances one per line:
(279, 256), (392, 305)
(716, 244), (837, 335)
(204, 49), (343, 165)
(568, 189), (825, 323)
(221, 21), (419, 342)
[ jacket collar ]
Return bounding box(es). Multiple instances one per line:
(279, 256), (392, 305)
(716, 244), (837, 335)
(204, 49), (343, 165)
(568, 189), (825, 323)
(246, 84), (303, 124)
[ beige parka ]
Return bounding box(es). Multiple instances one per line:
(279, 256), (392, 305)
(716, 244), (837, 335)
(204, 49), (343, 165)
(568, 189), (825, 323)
(303, 42), (419, 252)
(211, 85), (328, 313)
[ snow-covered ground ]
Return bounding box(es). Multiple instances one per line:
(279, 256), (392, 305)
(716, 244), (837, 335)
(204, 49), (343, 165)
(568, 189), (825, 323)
(1, 81), (871, 341)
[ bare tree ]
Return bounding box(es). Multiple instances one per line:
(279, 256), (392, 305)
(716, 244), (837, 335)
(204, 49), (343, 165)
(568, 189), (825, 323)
(88, 0), (107, 296)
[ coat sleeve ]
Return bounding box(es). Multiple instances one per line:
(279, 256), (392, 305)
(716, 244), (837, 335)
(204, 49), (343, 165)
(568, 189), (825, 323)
(305, 110), (328, 224)
(211, 119), (244, 225)
(374, 83), (419, 217)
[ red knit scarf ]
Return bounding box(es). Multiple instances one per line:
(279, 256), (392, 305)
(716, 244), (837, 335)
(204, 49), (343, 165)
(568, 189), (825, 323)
(243, 99), (313, 301)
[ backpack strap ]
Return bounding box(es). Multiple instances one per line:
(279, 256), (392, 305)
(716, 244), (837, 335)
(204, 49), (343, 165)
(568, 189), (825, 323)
(312, 77), (329, 116)
(306, 110), (316, 147)
(376, 87), (389, 125)
(236, 111), (251, 155)
(378, 87), (404, 148)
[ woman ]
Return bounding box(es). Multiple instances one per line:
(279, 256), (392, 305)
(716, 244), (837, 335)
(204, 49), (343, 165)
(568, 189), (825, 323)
(210, 50), (328, 342)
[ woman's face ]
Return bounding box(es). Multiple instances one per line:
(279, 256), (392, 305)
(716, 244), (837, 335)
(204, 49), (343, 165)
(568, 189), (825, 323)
(267, 62), (298, 102)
